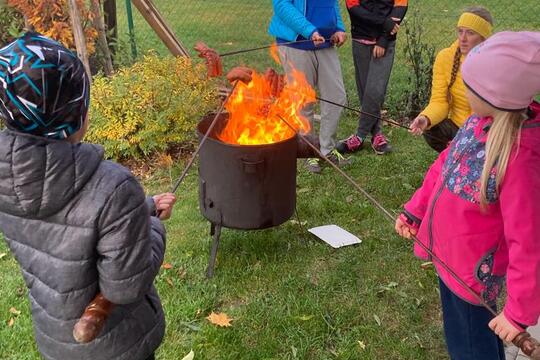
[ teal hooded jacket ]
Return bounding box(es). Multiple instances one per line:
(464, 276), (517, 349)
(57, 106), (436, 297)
(268, 0), (346, 42)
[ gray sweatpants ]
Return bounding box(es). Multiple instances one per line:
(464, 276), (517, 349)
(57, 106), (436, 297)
(279, 46), (346, 156)
(352, 40), (395, 138)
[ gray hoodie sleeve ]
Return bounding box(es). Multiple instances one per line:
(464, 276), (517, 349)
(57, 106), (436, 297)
(96, 177), (166, 304)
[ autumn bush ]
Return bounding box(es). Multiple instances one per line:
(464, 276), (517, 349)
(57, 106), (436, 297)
(7, 0), (97, 53)
(87, 54), (219, 160)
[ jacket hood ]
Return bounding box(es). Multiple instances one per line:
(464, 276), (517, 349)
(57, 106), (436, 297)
(0, 130), (104, 218)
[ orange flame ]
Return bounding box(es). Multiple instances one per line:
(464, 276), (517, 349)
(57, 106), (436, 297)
(218, 45), (316, 145)
(270, 42), (281, 64)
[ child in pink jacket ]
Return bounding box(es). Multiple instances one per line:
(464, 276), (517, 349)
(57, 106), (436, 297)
(395, 31), (540, 360)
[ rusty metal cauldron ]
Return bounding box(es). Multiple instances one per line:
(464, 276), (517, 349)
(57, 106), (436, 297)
(197, 113), (318, 277)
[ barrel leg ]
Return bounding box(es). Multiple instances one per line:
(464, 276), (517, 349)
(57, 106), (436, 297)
(206, 224), (221, 278)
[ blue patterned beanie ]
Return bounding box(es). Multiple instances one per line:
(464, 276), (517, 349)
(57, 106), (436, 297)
(0, 32), (90, 139)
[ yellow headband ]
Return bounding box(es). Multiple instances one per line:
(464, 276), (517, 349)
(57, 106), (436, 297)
(457, 12), (493, 39)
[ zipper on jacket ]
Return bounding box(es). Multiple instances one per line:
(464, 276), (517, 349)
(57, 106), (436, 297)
(426, 140), (476, 259)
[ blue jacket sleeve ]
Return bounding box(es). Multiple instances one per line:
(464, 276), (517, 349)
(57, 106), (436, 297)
(273, 0), (317, 39)
(335, 0), (346, 32)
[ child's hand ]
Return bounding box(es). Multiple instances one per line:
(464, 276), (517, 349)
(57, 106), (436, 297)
(330, 31), (347, 47)
(311, 31), (326, 46)
(152, 193), (177, 220)
(395, 216), (417, 239)
(488, 313), (522, 342)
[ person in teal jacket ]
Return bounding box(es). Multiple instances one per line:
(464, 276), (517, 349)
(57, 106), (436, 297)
(269, 0), (349, 174)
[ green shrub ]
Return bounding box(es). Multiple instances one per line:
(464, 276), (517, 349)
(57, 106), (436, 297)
(395, 11), (436, 121)
(0, 1), (24, 47)
(87, 54), (219, 160)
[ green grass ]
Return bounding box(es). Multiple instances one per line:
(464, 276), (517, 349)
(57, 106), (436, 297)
(1, 1), (539, 359)
(0, 119), (450, 359)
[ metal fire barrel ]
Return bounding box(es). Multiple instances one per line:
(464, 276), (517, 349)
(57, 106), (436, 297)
(197, 113), (298, 230)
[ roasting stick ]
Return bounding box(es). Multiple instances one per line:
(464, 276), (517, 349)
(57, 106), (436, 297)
(277, 114), (540, 360)
(313, 95), (449, 145)
(168, 80), (239, 195)
(219, 39), (326, 57)
(218, 87), (451, 150)
(72, 82), (240, 344)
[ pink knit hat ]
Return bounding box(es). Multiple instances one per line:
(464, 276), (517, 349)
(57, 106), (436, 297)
(462, 31), (540, 111)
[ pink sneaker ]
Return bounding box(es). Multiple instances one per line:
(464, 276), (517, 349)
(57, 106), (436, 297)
(336, 134), (364, 154)
(371, 133), (392, 155)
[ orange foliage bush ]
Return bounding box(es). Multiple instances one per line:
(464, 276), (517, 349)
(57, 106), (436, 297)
(8, 0), (97, 54)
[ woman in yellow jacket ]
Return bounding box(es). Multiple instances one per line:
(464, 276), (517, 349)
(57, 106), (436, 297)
(410, 7), (493, 152)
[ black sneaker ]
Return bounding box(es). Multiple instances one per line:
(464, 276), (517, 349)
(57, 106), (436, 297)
(336, 134), (364, 154)
(371, 133), (392, 155)
(326, 149), (352, 167)
(305, 158), (322, 174)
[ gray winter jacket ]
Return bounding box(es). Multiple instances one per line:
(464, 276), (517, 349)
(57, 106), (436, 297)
(0, 130), (166, 360)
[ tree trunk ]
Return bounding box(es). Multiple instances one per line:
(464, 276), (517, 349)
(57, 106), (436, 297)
(103, 0), (117, 56)
(67, 0), (92, 79)
(90, 0), (114, 76)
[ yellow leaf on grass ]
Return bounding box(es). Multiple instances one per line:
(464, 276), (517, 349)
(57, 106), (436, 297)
(0, 253), (6, 260)
(358, 340), (366, 350)
(206, 312), (232, 327)
(9, 307), (20, 316)
(166, 278), (174, 287)
(7, 318), (14, 327)
(162, 263), (173, 270)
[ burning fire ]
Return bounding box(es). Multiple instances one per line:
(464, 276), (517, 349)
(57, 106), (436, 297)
(218, 45), (316, 145)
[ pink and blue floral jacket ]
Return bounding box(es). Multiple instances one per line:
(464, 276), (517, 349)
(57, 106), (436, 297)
(403, 101), (540, 329)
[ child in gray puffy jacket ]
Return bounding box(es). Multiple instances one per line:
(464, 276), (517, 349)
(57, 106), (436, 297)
(0, 32), (176, 360)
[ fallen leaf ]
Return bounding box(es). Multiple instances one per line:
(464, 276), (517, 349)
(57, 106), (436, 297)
(206, 312), (232, 327)
(297, 188), (310, 194)
(177, 269), (187, 279)
(291, 345), (298, 357)
(166, 278), (174, 287)
(420, 262), (433, 270)
(346, 195), (354, 203)
(162, 263), (173, 270)
(181, 350), (195, 360)
(357, 340), (366, 350)
(7, 318), (14, 327)
(289, 219), (307, 226)
(9, 307), (20, 316)
(373, 314), (382, 326)
(295, 315), (314, 321)
(0, 253), (6, 260)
